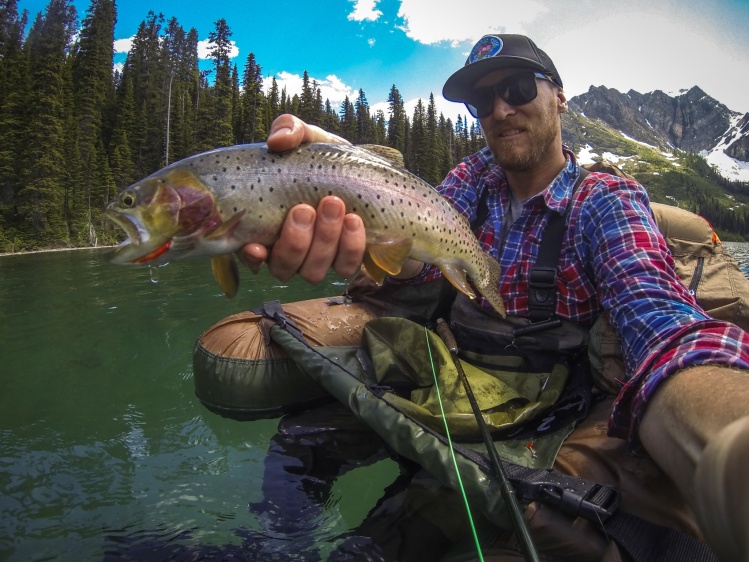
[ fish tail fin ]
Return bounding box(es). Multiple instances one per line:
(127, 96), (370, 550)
(478, 252), (506, 317)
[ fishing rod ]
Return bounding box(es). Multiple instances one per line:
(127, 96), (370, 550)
(435, 318), (540, 562)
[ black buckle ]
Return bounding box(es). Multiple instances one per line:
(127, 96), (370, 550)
(514, 470), (620, 524)
(529, 267), (557, 291)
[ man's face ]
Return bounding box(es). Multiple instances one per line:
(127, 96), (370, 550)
(474, 68), (567, 172)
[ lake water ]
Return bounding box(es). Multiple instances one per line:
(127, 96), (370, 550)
(1, 243), (748, 561)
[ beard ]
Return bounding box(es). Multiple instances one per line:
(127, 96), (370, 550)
(484, 95), (562, 172)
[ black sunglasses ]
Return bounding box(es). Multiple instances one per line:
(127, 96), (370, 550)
(465, 71), (555, 119)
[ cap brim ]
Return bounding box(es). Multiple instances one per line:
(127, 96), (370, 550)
(442, 56), (547, 102)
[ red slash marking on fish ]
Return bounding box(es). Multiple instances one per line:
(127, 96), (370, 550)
(131, 240), (172, 264)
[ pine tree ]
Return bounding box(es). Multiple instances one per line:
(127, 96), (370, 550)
(339, 96), (356, 141)
(299, 70), (316, 124)
(121, 12), (167, 176)
(0, 0), (29, 248)
(71, 0), (116, 244)
(386, 85), (406, 153)
(354, 88), (373, 144)
(241, 52), (265, 143)
(206, 18), (234, 148)
(17, 0), (78, 248)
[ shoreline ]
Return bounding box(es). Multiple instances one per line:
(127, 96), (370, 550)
(0, 245), (116, 258)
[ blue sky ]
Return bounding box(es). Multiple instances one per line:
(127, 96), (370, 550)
(17, 0), (749, 124)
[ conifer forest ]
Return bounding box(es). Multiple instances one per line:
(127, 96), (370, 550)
(1, 0), (746, 252)
(0, 0), (488, 252)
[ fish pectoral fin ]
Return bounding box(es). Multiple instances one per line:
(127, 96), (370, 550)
(206, 210), (247, 241)
(439, 264), (476, 299)
(361, 253), (388, 285)
(366, 238), (413, 276)
(211, 255), (240, 299)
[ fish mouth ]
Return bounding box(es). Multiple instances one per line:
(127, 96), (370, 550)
(106, 210), (147, 247)
(105, 211), (169, 264)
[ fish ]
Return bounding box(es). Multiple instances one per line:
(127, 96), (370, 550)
(104, 142), (506, 317)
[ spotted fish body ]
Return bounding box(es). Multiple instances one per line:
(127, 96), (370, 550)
(105, 142), (505, 316)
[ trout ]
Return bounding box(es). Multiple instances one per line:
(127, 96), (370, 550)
(105, 142), (506, 316)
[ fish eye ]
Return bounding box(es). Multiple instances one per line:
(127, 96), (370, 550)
(121, 192), (136, 207)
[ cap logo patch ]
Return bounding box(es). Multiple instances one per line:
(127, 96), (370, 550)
(469, 36), (503, 64)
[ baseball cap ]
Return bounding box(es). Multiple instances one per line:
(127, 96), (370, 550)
(443, 34), (563, 102)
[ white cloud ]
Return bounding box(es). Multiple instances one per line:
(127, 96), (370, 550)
(348, 0), (383, 22)
(113, 35), (240, 62)
(396, 0), (548, 45)
(263, 72), (357, 105)
(113, 37), (133, 54)
(197, 39), (240, 60)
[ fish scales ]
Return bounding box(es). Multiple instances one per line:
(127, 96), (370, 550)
(105, 142), (506, 316)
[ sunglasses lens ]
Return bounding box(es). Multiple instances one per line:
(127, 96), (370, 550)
(500, 73), (538, 106)
(465, 72), (541, 118)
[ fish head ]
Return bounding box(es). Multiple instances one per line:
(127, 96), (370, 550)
(106, 169), (220, 265)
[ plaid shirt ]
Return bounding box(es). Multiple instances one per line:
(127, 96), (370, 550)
(411, 146), (749, 451)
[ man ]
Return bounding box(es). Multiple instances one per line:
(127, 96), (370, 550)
(239, 35), (749, 560)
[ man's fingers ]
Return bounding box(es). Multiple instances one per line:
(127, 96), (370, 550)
(298, 197), (347, 284)
(266, 205), (316, 281)
(333, 214), (366, 279)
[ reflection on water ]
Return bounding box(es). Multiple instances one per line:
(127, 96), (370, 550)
(0, 249), (400, 561)
(1, 244), (748, 561)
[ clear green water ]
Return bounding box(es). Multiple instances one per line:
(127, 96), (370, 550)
(0, 249), (399, 561)
(2, 243), (748, 561)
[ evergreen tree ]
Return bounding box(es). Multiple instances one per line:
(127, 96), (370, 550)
(408, 99), (428, 176)
(322, 98), (340, 135)
(299, 70), (316, 124)
(386, 85), (406, 153)
(16, 0), (78, 247)
(120, 12), (167, 176)
(265, 77), (280, 135)
(70, 0), (116, 244)
(0, 0), (29, 248)
(339, 96), (356, 141)
(241, 52), (265, 142)
(206, 18), (234, 148)
(354, 88), (373, 143)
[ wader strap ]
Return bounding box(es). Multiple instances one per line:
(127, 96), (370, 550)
(505, 465), (718, 562)
(528, 168), (589, 323)
(251, 300), (306, 342)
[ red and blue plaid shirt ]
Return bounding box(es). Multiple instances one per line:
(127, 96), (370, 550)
(412, 146), (749, 451)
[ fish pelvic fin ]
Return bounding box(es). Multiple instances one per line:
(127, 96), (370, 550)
(366, 237), (413, 277)
(211, 254), (239, 299)
(440, 264), (476, 300)
(478, 252), (506, 317)
(362, 253), (387, 285)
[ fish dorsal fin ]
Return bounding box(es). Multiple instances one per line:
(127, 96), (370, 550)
(358, 145), (405, 168)
(366, 237), (413, 276)
(211, 254), (239, 298)
(439, 264), (476, 300)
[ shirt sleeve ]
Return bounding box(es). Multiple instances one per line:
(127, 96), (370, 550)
(576, 175), (749, 452)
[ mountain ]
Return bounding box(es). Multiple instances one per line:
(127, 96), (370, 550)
(566, 85), (749, 183)
(559, 86), (749, 240)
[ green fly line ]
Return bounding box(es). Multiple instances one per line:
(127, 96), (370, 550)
(424, 327), (486, 562)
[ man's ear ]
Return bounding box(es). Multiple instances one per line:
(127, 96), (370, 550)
(557, 89), (568, 115)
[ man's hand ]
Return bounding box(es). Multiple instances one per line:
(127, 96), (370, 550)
(238, 115), (367, 284)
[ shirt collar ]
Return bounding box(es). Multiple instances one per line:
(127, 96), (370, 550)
(542, 147), (579, 214)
